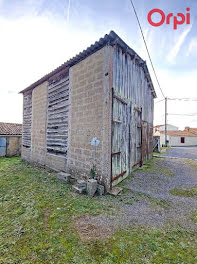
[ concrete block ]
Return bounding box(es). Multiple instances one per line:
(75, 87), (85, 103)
(87, 179), (97, 197)
(97, 184), (105, 196)
(72, 185), (86, 194)
(57, 172), (71, 184)
(108, 187), (122, 196)
(70, 177), (77, 184)
(77, 179), (87, 189)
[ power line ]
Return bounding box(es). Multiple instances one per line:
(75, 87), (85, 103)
(155, 98), (197, 104)
(168, 98), (197, 101)
(129, 0), (165, 99)
(155, 99), (165, 104)
(168, 113), (197, 116)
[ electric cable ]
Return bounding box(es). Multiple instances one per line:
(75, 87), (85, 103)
(129, 0), (165, 99)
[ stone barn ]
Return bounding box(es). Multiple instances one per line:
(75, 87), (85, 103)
(20, 31), (156, 190)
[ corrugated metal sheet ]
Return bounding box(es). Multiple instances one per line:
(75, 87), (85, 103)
(20, 31), (156, 98)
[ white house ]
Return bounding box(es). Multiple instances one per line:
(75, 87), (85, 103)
(160, 128), (197, 147)
(154, 124), (178, 135)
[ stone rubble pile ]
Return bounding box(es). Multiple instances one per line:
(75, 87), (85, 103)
(57, 172), (105, 197)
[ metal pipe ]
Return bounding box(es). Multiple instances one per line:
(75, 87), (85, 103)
(112, 170), (127, 182)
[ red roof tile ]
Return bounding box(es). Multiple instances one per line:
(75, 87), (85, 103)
(0, 122), (22, 135)
(189, 128), (197, 135)
(160, 130), (197, 137)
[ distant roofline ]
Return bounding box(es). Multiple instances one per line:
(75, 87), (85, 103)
(19, 31), (156, 98)
(0, 122), (22, 125)
(160, 130), (197, 137)
(0, 122), (22, 136)
(154, 124), (178, 128)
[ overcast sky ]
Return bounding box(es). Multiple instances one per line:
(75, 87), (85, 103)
(0, 0), (196, 129)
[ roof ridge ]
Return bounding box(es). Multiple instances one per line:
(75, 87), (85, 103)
(19, 30), (156, 97)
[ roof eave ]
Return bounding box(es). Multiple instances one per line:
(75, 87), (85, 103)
(19, 31), (156, 98)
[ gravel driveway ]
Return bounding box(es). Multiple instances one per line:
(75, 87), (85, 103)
(105, 157), (197, 230)
(166, 146), (197, 159)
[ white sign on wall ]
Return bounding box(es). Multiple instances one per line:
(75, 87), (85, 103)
(91, 137), (100, 147)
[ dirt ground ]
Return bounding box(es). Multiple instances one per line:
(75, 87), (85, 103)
(76, 157), (197, 240)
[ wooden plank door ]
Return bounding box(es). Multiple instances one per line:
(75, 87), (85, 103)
(133, 108), (142, 168)
(111, 94), (131, 185)
(141, 121), (148, 164)
(111, 94), (143, 186)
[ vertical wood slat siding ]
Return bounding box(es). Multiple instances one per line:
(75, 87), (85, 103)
(23, 93), (32, 148)
(47, 76), (69, 157)
(112, 46), (154, 185)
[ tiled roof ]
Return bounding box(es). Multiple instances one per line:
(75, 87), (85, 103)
(189, 128), (197, 135)
(0, 122), (22, 135)
(19, 31), (156, 98)
(160, 130), (197, 137)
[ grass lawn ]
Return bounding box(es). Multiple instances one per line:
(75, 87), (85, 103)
(0, 157), (196, 263)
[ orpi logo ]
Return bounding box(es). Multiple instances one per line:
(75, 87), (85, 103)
(147, 8), (190, 29)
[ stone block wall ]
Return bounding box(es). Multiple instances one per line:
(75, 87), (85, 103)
(31, 81), (48, 164)
(22, 81), (68, 172)
(21, 146), (31, 161)
(45, 153), (67, 172)
(6, 136), (21, 157)
(21, 46), (113, 190)
(68, 46), (113, 189)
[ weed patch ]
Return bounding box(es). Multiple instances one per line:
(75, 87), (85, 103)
(186, 159), (197, 169)
(169, 187), (197, 198)
(136, 159), (174, 177)
(191, 210), (197, 223)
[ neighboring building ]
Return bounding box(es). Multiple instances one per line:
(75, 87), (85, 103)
(154, 124), (178, 135)
(160, 128), (197, 147)
(185, 127), (197, 135)
(20, 31), (156, 190)
(0, 122), (22, 157)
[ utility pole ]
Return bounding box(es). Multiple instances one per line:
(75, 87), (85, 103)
(165, 97), (167, 147)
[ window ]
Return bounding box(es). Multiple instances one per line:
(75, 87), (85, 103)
(181, 137), (185, 143)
